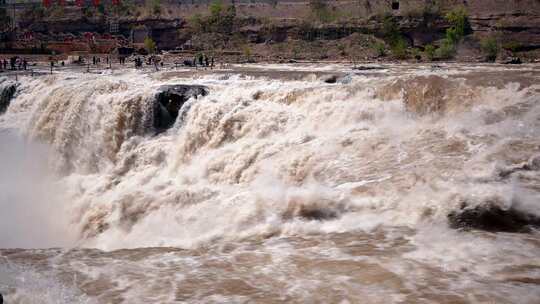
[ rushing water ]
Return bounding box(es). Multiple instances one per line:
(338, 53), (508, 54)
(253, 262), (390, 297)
(0, 64), (539, 303)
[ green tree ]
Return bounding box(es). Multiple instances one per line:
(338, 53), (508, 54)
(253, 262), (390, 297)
(382, 16), (401, 45)
(381, 16), (408, 59)
(144, 37), (157, 53)
(445, 7), (469, 42)
(424, 44), (435, 60)
(209, 0), (223, 17)
(435, 38), (454, 59)
(391, 38), (408, 59)
(481, 36), (499, 62)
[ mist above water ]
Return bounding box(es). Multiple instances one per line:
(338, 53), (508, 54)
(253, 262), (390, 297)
(0, 132), (76, 248)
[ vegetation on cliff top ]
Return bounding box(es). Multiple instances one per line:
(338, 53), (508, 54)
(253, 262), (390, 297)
(4, 0), (524, 62)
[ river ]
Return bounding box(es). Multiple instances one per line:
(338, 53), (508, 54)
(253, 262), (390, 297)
(0, 63), (539, 303)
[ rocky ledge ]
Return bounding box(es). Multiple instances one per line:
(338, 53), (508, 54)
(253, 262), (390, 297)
(448, 201), (540, 233)
(154, 84), (209, 131)
(0, 81), (17, 115)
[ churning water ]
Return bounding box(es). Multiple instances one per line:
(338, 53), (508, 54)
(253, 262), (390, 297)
(0, 64), (539, 303)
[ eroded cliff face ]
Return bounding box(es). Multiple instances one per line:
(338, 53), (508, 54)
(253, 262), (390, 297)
(8, 0), (540, 61)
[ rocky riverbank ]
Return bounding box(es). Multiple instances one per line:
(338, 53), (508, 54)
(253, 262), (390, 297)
(1, 0), (540, 63)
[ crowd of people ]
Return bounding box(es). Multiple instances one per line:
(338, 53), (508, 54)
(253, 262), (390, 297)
(192, 53), (214, 69)
(1, 52), (221, 75)
(0, 56), (29, 72)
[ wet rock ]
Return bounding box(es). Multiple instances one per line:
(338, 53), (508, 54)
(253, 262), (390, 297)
(298, 206), (338, 221)
(282, 202), (340, 221)
(323, 75), (338, 84)
(448, 201), (540, 233)
(154, 85), (208, 131)
(503, 57), (522, 64)
(353, 66), (385, 71)
(0, 81), (17, 115)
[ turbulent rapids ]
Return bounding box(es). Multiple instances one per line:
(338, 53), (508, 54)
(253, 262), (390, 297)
(1, 64), (540, 303)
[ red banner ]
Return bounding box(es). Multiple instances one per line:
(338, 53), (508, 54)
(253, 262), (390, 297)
(76, 0), (84, 6)
(92, 0), (99, 6)
(42, 0), (52, 7)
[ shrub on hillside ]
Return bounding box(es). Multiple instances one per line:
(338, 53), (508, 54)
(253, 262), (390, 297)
(391, 38), (408, 59)
(442, 6), (470, 51)
(382, 16), (401, 45)
(424, 44), (435, 60)
(435, 39), (455, 59)
(445, 6), (469, 41)
(502, 41), (521, 53)
(481, 36), (499, 62)
(188, 0), (236, 34)
(144, 37), (157, 53)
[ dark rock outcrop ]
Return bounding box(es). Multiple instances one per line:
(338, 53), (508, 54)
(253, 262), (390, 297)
(448, 201), (540, 233)
(154, 85), (209, 131)
(0, 82), (17, 115)
(323, 75), (338, 84)
(503, 57), (522, 64)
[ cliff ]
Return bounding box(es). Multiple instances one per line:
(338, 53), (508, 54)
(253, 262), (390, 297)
(2, 0), (540, 62)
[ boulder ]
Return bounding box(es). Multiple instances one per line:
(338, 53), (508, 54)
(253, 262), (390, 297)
(154, 85), (208, 131)
(503, 57), (522, 64)
(448, 201), (540, 233)
(353, 66), (385, 71)
(0, 81), (16, 115)
(323, 75), (338, 84)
